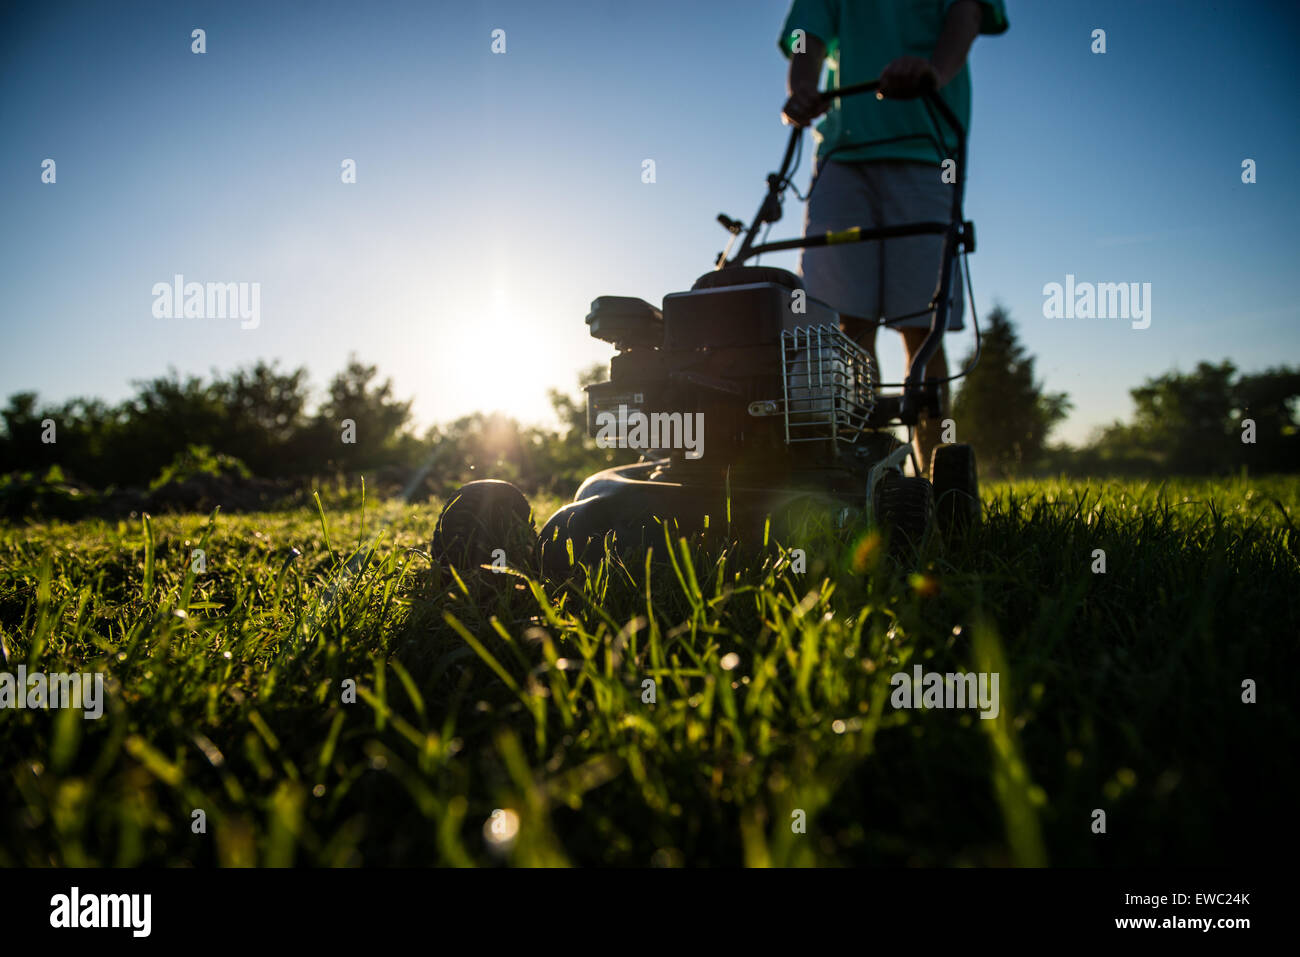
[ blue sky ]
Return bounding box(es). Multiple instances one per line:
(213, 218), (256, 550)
(1, 0), (1297, 445)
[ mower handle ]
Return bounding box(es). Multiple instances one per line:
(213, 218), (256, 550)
(767, 82), (882, 178)
(735, 80), (964, 262)
(728, 77), (969, 428)
(818, 78), (880, 103)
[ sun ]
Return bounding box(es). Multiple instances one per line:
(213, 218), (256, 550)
(441, 288), (570, 425)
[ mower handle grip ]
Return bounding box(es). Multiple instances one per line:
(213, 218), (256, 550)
(818, 79), (880, 103)
(817, 77), (959, 137)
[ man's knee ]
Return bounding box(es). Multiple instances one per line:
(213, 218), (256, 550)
(900, 326), (935, 349)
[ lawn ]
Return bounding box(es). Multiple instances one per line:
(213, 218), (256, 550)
(1, 476), (1295, 866)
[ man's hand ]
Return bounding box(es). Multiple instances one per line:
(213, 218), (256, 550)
(782, 85), (825, 127)
(879, 2), (983, 99)
(878, 56), (939, 99)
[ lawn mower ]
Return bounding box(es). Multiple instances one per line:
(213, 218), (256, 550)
(433, 80), (982, 580)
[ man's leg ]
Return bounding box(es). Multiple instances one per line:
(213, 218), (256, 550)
(803, 158), (882, 368)
(840, 314), (878, 371)
(900, 327), (948, 477)
(871, 160), (964, 480)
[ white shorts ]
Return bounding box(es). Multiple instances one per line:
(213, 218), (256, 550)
(799, 158), (964, 331)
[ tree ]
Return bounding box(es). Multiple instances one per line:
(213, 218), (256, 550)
(0, 392), (47, 473)
(0, 358), (418, 487)
(1127, 361), (1237, 474)
(1083, 362), (1300, 475)
(1234, 366), (1300, 472)
(305, 355), (416, 472)
(950, 304), (1071, 477)
(112, 370), (229, 484)
(212, 361), (311, 476)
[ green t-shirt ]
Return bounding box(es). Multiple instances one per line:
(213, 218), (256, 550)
(779, 0), (1009, 165)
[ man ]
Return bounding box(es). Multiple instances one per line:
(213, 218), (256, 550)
(779, 0), (1008, 476)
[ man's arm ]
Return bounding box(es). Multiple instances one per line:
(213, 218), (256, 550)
(930, 0), (984, 87)
(782, 32), (828, 127)
(879, 0), (984, 99)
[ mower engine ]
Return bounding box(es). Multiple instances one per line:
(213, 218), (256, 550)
(583, 269), (877, 482)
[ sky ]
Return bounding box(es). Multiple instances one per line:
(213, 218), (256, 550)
(1, 0), (1297, 446)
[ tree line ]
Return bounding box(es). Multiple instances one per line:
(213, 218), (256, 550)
(0, 357), (630, 502)
(2, 315), (1297, 504)
(950, 306), (1300, 478)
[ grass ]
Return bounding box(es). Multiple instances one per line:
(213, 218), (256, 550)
(0, 475), (1296, 867)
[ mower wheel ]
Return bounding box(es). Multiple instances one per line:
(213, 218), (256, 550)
(432, 480), (536, 573)
(874, 471), (934, 555)
(930, 443), (981, 533)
